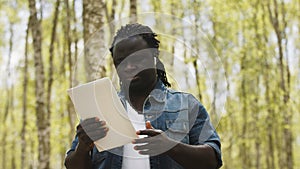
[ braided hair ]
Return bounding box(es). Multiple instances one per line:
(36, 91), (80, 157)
(109, 23), (171, 87)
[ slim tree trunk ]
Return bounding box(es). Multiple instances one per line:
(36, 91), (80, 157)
(3, 21), (15, 169)
(183, 39), (191, 90)
(104, 0), (116, 80)
(253, 2), (262, 168)
(10, 22), (16, 169)
(1, 131), (7, 169)
(264, 54), (275, 169)
(253, 77), (261, 169)
(261, 2), (276, 168)
(82, 0), (106, 81)
(65, 0), (77, 142)
(240, 54), (249, 169)
(21, 16), (30, 169)
(192, 59), (202, 102)
(267, 1), (293, 168)
(129, 0), (137, 23)
(191, 3), (203, 102)
(105, 0), (116, 34)
(29, 136), (35, 169)
(28, 0), (50, 168)
(72, 0), (79, 72)
(280, 2), (293, 168)
(47, 0), (60, 126)
(1, 21), (14, 169)
(118, 0), (126, 22)
(170, 0), (180, 68)
(10, 86), (16, 169)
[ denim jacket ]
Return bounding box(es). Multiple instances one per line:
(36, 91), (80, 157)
(67, 80), (222, 169)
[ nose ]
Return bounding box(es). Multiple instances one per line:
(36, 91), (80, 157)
(124, 60), (137, 71)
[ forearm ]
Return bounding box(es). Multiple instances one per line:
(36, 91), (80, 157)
(166, 141), (218, 169)
(64, 142), (93, 169)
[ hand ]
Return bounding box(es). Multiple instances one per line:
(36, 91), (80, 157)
(132, 121), (178, 156)
(76, 117), (109, 151)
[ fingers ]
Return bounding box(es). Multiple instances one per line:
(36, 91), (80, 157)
(133, 141), (167, 156)
(137, 129), (161, 137)
(134, 143), (150, 151)
(145, 121), (153, 129)
(133, 137), (153, 144)
(137, 149), (158, 156)
(76, 117), (109, 143)
(77, 130), (93, 145)
(82, 127), (109, 141)
(79, 117), (105, 129)
(132, 137), (156, 154)
(82, 121), (106, 133)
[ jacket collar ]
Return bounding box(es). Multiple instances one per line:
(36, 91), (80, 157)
(119, 79), (167, 103)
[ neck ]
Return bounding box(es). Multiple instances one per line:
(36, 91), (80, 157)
(123, 79), (157, 112)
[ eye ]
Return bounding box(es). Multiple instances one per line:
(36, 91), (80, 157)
(113, 56), (125, 66)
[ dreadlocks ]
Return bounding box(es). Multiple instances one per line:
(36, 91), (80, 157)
(109, 23), (171, 87)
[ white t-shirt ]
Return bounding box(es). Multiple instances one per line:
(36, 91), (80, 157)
(122, 102), (150, 169)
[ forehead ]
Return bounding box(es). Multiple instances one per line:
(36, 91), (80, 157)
(113, 36), (149, 56)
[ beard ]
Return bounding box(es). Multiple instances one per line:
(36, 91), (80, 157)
(120, 69), (157, 97)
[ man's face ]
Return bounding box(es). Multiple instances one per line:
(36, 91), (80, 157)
(112, 36), (157, 92)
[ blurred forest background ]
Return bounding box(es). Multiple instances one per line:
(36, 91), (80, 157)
(0, 0), (299, 169)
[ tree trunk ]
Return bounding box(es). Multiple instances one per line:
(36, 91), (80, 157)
(191, 3), (203, 102)
(253, 2), (262, 168)
(82, 0), (106, 81)
(10, 86), (16, 169)
(65, 0), (77, 143)
(21, 16), (30, 169)
(261, 2), (276, 168)
(118, 0), (126, 22)
(1, 131), (7, 169)
(267, 1), (293, 168)
(28, 0), (50, 168)
(192, 59), (202, 102)
(2, 20), (15, 169)
(47, 0), (60, 125)
(104, 0), (116, 80)
(253, 77), (261, 169)
(129, 0), (137, 23)
(240, 54), (249, 169)
(106, 0), (116, 34)
(264, 54), (275, 169)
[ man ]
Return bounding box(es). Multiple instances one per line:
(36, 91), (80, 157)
(65, 23), (222, 169)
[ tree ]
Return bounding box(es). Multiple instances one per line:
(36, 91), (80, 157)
(82, 0), (106, 81)
(267, 0), (293, 168)
(129, 0), (137, 22)
(28, 0), (50, 168)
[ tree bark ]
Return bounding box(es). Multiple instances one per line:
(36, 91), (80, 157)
(82, 0), (106, 81)
(260, 2), (276, 168)
(28, 0), (50, 168)
(65, 0), (77, 143)
(104, 0), (116, 80)
(21, 16), (31, 169)
(47, 0), (60, 125)
(10, 86), (16, 169)
(264, 52), (275, 169)
(1, 131), (7, 169)
(240, 54), (250, 169)
(267, 1), (293, 168)
(129, 0), (137, 23)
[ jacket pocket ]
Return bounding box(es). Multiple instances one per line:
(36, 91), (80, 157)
(165, 118), (189, 144)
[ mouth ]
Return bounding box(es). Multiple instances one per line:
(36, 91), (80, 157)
(124, 75), (140, 82)
(129, 76), (140, 81)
